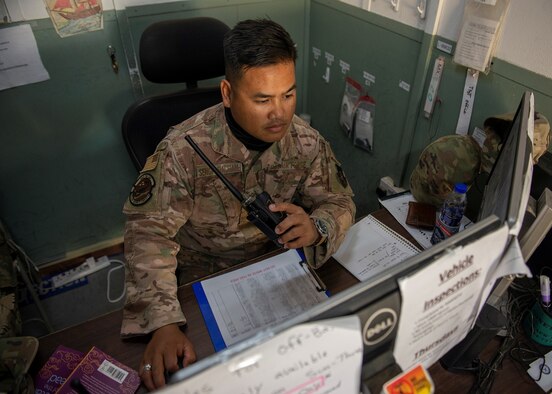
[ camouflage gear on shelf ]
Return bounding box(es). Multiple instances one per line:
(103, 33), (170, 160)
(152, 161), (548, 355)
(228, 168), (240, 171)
(410, 135), (481, 207)
(481, 111), (550, 172)
(121, 103), (355, 336)
(480, 114), (512, 174)
(0, 232), (22, 338)
(480, 126), (503, 174)
(0, 294), (21, 339)
(0, 336), (38, 394)
(533, 113), (550, 163)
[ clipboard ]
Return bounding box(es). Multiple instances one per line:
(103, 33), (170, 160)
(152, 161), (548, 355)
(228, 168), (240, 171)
(192, 249), (329, 351)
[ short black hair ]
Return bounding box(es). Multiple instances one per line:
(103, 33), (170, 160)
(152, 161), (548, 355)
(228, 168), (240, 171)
(223, 19), (297, 83)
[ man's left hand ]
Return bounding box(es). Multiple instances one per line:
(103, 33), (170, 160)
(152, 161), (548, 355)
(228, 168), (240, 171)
(269, 203), (318, 249)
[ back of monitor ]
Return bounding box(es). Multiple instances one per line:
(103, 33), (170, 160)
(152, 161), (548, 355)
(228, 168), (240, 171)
(520, 188), (552, 261)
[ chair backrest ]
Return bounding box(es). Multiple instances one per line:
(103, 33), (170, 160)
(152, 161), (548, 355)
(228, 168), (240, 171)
(122, 17), (230, 171)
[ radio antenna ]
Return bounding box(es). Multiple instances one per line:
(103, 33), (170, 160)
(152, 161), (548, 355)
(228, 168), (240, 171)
(185, 135), (246, 204)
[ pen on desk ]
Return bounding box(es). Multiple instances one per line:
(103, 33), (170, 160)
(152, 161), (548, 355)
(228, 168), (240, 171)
(71, 379), (91, 394)
(541, 275), (550, 307)
(300, 261), (327, 292)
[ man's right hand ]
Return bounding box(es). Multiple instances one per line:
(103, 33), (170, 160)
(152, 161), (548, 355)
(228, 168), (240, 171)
(139, 323), (197, 391)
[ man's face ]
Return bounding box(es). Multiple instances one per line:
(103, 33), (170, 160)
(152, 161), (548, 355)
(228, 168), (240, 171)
(221, 61), (297, 143)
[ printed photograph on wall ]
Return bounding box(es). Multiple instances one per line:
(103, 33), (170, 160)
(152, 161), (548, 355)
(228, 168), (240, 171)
(43, 0), (103, 38)
(339, 77), (362, 137)
(353, 95), (376, 152)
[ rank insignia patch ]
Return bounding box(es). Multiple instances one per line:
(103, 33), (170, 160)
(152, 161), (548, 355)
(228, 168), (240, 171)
(129, 173), (156, 206)
(142, 152), (159, 172)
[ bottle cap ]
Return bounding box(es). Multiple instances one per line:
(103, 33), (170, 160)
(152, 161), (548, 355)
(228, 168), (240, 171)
(454, 183), (467, 194)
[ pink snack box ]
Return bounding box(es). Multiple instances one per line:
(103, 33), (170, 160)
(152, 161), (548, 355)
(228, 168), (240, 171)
(35, 345), (84, 394)
(56, 346), (140, 394)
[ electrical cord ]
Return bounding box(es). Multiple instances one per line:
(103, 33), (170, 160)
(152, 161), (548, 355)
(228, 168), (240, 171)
(467, 278), (545, 393)
(21, 317), (51, 332)
(106, 258), (126, 304)
(427, 97), (443, 141)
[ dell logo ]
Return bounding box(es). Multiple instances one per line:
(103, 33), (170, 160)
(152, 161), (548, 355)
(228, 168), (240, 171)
(363, 308), (397, 346)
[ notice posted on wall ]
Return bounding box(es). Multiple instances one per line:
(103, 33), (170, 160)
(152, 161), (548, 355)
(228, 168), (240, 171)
(0, 24), (50, 91)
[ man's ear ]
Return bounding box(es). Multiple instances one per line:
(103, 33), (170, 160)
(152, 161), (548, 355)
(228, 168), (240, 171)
(220, 79), (232, 107)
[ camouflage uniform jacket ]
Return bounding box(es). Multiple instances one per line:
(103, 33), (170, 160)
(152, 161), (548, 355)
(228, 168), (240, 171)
(121, 103), (355, 337)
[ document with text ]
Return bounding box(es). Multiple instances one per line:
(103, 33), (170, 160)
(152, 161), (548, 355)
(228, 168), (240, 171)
(392, 224), (531, 371)
(193, 249), (328, 351)
(0, 24), (50, 91)
(333, 215), (420, 282)
(162, 316), (363, 394)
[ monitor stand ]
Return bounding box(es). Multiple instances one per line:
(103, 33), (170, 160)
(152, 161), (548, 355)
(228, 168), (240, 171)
(440, 303), (507, 372)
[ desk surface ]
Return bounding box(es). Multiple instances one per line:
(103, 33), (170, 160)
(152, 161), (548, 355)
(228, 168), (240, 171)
(32, 210), (541, 393)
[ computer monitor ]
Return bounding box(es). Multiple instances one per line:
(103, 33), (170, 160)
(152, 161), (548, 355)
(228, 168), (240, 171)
(477, 91), (534, 232)
(467, 91), (534, 305)
(168, 92), (534, 391)
(440, 91), (535, 371)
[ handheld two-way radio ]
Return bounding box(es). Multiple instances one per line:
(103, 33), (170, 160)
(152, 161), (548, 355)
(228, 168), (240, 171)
(185, 135), (286, 245)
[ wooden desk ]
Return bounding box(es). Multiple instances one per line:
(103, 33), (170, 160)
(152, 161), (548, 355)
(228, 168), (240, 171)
(31, 210), (541, 393)
(31, 248), (359, 373)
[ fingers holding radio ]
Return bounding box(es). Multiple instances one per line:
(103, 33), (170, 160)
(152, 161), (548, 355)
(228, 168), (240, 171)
(270, 203), (318, 248)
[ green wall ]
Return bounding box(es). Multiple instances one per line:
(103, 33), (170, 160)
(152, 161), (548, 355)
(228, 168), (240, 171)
(307, 0), (425, 215)
(0, 13), (136, 264)
(307, 0), (552, 217)
(1, 0), (550, 264)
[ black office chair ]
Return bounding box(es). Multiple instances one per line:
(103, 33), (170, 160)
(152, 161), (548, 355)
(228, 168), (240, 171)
(122, 17), (230, 171)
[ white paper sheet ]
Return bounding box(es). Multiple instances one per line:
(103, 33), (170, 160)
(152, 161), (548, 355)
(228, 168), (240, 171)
(198, 249), (328, 348)
(160, 316), (364, 394)
(393, 225), (510, 371)
(379, 193), (472, 250)
(0, 24), (50, 91)
(333, 215), (419, 282)
(454, 16), (499, 72)
(478, 237), (532, 315)
(456, 69), (479, 135)
(527, 350), (552, 392)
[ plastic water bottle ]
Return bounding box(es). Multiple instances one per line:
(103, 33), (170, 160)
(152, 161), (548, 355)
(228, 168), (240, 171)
(430, 183), (467, 245)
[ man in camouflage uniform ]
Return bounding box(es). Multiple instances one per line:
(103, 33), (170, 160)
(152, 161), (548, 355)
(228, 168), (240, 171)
(122, 19), (355, 391)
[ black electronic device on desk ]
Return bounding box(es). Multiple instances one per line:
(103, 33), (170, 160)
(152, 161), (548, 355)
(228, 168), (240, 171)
(185, 135), (286, 245)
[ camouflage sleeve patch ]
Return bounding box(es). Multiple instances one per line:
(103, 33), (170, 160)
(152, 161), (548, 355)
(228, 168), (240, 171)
(128, 173), (156, 206)
(123, 142), (168, 215)
(324, 140), (353, 196)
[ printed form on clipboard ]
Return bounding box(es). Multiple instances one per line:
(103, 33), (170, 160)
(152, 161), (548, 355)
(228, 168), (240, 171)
(193, 249), (328, 351)
(333, 215), (421, 282)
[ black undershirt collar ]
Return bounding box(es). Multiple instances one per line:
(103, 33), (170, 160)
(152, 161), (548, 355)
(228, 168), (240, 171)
(224, 107), (273, 152)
